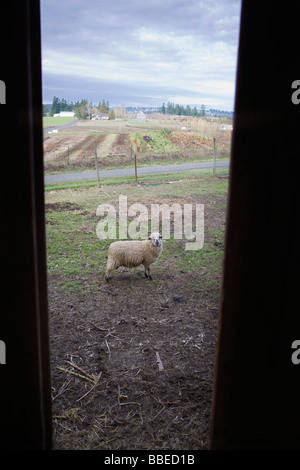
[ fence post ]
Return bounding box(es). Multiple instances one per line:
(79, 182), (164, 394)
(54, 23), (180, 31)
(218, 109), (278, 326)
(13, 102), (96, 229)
(94, 141), (100, 189)
(213, 138), (216, 177)
(134, 153), (137, 183)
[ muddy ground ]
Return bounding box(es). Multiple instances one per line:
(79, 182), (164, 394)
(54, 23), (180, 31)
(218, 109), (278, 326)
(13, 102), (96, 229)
(48, 183), (227, 450)
(49, 275), (218, 450)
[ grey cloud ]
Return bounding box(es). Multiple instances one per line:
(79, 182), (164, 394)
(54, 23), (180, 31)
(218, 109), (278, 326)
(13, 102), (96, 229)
(42, 71), (188, 107)
(41, 0), (241, 51)
(40, 0), (241, 109)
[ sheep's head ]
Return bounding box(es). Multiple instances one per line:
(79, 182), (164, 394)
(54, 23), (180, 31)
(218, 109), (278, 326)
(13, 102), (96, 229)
(148, 232), (163, 248)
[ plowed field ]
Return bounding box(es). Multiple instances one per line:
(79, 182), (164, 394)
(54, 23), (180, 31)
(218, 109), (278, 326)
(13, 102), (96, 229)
(44, 134), (131, 161)
(44, 132), (132, 171)
(44, 119), (231, 173)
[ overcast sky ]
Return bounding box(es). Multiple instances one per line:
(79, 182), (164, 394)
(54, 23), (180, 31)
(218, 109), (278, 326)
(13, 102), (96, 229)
(40, 0), (241, 110)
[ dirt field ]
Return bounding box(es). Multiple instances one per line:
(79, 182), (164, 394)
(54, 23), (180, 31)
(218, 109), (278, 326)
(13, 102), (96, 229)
(46, 177), (228, 450)
(44, 133), (131, 161)
(44, 118), (232, 173)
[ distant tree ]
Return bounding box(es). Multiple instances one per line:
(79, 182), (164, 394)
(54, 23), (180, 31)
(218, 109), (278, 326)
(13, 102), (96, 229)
(50, 96), (77, 115)
(98, 99), (109, 113)
(43, 104), (49, 116)
(167, 101), (174, 115)
(50, 96), (60, 116)
(99, 99), (105, 113)
(109, 109), (115, 120)
(74, 98), (89, 119)
(174, 104), (187, 116)
(60, 98), (68, 111)
(160, 101), (204, 117)
(67, 101), (74, 111)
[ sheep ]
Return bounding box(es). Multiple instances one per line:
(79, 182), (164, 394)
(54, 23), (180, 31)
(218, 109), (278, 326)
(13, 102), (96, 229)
(105, 232), (163, 281)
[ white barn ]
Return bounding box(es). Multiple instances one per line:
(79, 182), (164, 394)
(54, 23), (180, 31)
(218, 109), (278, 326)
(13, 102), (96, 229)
(53, 111), (75, 118)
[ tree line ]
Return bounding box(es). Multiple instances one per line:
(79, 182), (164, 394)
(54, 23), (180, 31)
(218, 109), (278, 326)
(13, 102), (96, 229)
(161, 102), (206, 117)
(45, 96), (111, 119)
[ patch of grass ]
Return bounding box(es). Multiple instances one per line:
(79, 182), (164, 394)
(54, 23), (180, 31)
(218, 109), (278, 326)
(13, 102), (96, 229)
(46, 209), (107, 287)
(43, 116), (76, 127)
(45, 176), (228, 293)
(44, 168), (229, 191)
(160, 228), (226, 300)
(45, 153), (230, 176)
(130, 130), (180, 155)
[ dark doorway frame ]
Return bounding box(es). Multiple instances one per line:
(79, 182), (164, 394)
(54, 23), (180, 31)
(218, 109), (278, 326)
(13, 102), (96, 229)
(1, 0), (300, 450)
(0, 0), (52, 449)
(210, 0), (300, 449)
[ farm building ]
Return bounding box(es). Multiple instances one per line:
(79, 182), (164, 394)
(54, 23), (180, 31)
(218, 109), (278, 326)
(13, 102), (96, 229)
(53, 111), (75, 118)
(92, 113), (109, 120)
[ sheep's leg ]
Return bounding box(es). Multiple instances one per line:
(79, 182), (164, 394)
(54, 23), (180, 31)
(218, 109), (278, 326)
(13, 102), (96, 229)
(105, 265), (111, 281)
(144, 265), (152, 280)
(105, 265), (116, 281)
(105, 260), (118, 282)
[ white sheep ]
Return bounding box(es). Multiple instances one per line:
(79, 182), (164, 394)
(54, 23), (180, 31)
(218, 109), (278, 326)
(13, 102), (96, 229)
(105, 232), (163, 281)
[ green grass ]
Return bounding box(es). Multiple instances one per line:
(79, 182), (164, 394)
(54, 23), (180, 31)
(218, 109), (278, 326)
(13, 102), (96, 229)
(130, 130), (179, 155)
(46, 208), (110, 290)
(174, 228), (225, 271)
(44, 153), (230, 177)
(45, 175), (228, 293)
(156, 227), (225, 300)
(44, 167), (229, 191)
(43, 116), (76, 127)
